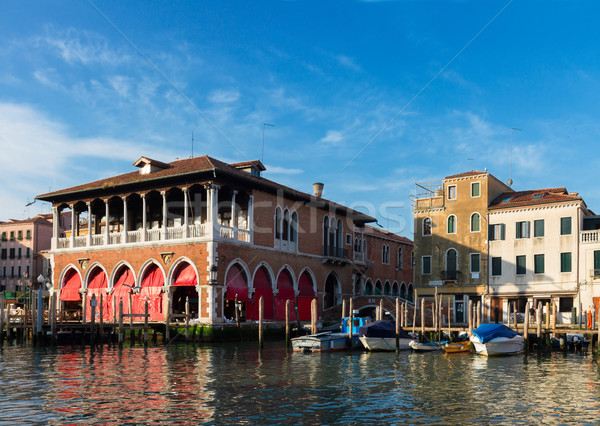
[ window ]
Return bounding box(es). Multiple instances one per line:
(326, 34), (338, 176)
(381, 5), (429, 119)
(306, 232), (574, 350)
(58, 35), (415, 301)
(516, 221), (530, 239)
(411, 251), (414, 267)
(26, 266), (29, 277)
(491, 257), (502, 276)
(26, 248), (30, 258)
(397, 247), (403, 269)
(9, 231), (14, 240)
(17, 266), (21, 278)
(382, 245), (390, 264)
(10, 267), (14, 278)
(470, 253), (480, 273)
(447, 185), (457, 200)
(470, 213), (480, 232)
(559, 297), (573, 313)
(489, 224), (506, 241)
(9, 248), (15, 259)
(561, 252), (572, 273)
(534, 219), (544, 237)
(17, 248), (21, 259)
(447, 215), (457, 234)
(1, 267), (5, 279)
(17, 231), (23, 241)
(275, 207), (282, 240)
(291, 212), (298, 244)
(516, 255), (526, 275)
(423, 217), (432, 236)
(594, 250), (600, 277)
(0, 249), (6, 260)
(471, 182), (480, 197)
(422, 256), (432, 275)
(560, 217), (572, 235)
(1, 232), (6, 241)
(534, 254), (544, 274)
(26, 230), (31, 240)
(346, 234), (352, 245)
(282, 210), (289, 241)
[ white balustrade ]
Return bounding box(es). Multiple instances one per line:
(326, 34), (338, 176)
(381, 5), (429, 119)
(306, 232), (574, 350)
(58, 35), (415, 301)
(220, 226), (234, 239)
(147, 228), (161, 242)
(58, 238), (70, 249)
(109, 233), (121, 245)
(74, 236), (87, 248)
(237, 229), (250, 242)
(166, 226), (184, 240)
(581, 230), (600, 243)
(92, 234), (104, 246)
(127, 230), (142, 243)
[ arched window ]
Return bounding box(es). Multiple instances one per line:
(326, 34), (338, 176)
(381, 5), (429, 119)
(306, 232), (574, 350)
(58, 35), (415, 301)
(375, 280), (383, 295)
(365, 280), (373, 296)
(447, 215), (457, 234)
(275, 207), (282, 240)
(362, 239), (367, 256)
(446, 248), (458, 280)
(423, 217), (432, 236)
(400, 282), (406, 299)
(283, 209), (290, 241)
(407, 283), (413, 301)
(324, 273), (340, 309)
(290, 211), (298, 243)
(471, 213), (480, 232)
(383, 281), (391, 296)
(323, 215), (329, 249)
(392, 282), (399, 297)
(411, 250), (414, 267)
(336, 219), (343, 250)
(397, 247), (403, 268)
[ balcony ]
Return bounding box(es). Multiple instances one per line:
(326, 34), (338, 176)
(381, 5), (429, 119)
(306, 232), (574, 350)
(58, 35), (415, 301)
(441, 270), (461, 282)
(581, 229), (600, 243)
(322, 246), (348, 263)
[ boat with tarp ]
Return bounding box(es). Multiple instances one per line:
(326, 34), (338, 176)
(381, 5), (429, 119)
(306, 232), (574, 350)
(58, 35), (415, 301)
(470, 323), (524, 356)
(358, 320), (413, 351)
(291, 316), (369, 353)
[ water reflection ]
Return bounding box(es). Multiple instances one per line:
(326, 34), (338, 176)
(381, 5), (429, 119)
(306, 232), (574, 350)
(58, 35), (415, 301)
(0, 342), (599, 424)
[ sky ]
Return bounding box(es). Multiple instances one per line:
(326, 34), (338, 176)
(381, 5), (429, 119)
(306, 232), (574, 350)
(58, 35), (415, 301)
(1, 0), (600, 237)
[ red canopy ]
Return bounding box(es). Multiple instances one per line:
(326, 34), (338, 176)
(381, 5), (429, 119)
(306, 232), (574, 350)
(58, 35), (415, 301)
(274, 270), (295, 321)
(173, 264), (197, 286)
(225, 265), (249, 302)
(297, 272), (316, 321)
(113, 268), (135, 298)
(138, 265), (164, 321)
(248, 267), (273, 320)
(60, 270), (81, 301)
(85, 268), (109, 321)
(87, 268), (107, 289)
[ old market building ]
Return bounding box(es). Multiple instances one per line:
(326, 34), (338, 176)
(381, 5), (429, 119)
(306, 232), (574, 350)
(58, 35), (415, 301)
(36, 155), (413, 324)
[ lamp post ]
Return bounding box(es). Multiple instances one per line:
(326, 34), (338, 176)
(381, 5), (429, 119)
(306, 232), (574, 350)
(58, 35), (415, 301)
(209, 264), (218, 285)
(36, 274), (45, 334)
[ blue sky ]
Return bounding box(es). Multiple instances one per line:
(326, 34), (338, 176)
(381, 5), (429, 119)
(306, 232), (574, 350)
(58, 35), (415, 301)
(1, 0), (599, 237)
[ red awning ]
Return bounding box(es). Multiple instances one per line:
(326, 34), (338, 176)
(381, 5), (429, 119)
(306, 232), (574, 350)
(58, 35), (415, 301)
(60, 270), (82, 301)
(226, 265), (249, 302)
(113, 268), (135, 298)
(141, 265), (164, 288)
(276, 271), (295, 300)
(173, 264), (197, 287)
(249, 267), (273, 320)
(87, 268), (107, 289)
(298, 273), (315, 297)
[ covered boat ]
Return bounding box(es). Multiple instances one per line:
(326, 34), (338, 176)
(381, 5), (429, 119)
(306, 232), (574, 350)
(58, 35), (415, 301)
(470, 323), (524, 356)
(409, 340), (447, 352)
(358, 320), (413, 351)
(291, 316), (369, 353)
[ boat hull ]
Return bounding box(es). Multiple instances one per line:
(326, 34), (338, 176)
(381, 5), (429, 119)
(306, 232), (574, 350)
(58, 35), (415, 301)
(470, 335), (524, 356)
(291, 332), (350, 353)
(442, 341), (471, 354)
(359, 336), (412, 351)
(409, 340), (445, 352)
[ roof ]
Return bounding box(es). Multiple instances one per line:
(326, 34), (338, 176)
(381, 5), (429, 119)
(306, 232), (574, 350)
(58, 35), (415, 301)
(132, 156), (171, 169)
(230, 160), (266, 172)
(489, 187), (583, 210)
(36, 155), (375, 224)
(363, 225), (413, 245)
(445, 171), (487, 180)
(0, 215), (52, 227)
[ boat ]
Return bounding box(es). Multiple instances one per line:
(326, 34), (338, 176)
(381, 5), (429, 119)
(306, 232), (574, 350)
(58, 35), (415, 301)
(358, 320), (413, 351)
(442, 340), (471, 354)
(291, 316), (370, 353)
(470, 323), (524, 356)
(409, 340), (447, 352)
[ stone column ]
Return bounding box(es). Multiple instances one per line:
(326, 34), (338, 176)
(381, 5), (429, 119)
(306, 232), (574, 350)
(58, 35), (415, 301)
(183, 188), (189, 238)
(69, 204), (76, 248)
(248, 195), (254, 244)
(86, 202), (92, 247)
(104, 199), (110, 246)
(231, 190), (237, 240)
(51, 206), (59, 250)
(141, 193), (147, 242)
(161, 191), (167, 240)
(122, 196), (128, 244)
(195, 284), (202, 320)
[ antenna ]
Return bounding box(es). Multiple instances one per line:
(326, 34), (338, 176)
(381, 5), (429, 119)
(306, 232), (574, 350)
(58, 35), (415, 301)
(508, 127), (521, 186)
(191, 132), (194, 158)
(262, 123), (275, 162)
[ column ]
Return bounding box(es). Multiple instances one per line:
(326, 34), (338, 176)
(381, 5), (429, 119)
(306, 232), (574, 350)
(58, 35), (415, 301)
(212, 186), (219, 238)
(231, 190), (237, 240)
(161, 191), (167, 240)
(122, 196), (128, 244)
(195, 284), (202, 320)
(208, 286), (215, 323)
(141, 193), (147, 242)
(69, 204), (75, 248)
(51, 206), (59, 250)
(104, 199), (110, 246)
(183, 188), (189, 238)
(248, 195), (254, 244)
(86, 202), (92, 247)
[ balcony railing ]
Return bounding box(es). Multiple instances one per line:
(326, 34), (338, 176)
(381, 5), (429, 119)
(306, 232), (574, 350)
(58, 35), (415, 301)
(581, 230), (600, 243)
(74, 236), (87, 248)
(322, 245), (348, 259)
(441, 270), (460, 281)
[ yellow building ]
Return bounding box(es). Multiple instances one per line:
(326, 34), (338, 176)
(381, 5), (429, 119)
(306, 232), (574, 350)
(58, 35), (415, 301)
(412, 171), (512, 324)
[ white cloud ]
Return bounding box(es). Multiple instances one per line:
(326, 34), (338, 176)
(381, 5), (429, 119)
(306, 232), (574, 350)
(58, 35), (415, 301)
(208, 89), (240, 103)
(321, 130), (344, 145)
(336, 55), (361, 72)
(264, 165), (303, 175)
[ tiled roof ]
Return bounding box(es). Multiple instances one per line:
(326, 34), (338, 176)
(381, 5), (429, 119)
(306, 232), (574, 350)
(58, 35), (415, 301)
(0, 215), (52, 226)
(445, 171), (487, 180)
(363, 225), (413, 245)
(489, 187), (582, 210)
(230, 160), (266, 171)
(36, 155), (375, 223)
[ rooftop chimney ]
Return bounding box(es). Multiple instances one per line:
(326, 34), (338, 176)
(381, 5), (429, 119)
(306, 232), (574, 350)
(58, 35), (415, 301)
(313, 182), (324, 198)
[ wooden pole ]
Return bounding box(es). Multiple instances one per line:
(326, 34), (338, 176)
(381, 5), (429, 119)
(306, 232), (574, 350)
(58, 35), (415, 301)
(128, 292), (133, 327)
(349, 298), (354, 342)
(144, 301), (149, 344)
(420, 298), (425, 338)
(118, 300), (124, 344)
(395, 298), (400, 351)
(513, 302), (518, 330)
(285, 299), (290, 345)
(412, 293), (417, 335)
(379, 299), (384, 321)
(6, 303), (11, 340)
(185, 296), (190, 342)
(258, 295), (264, 349)
(475, 301), (480, 328)
(468, 299), (473, 337)
(508, 302), (513, 329)
(438, 296), (443, 337)
(597, 308), (600, 355)
(51, 292), (57, 343)
(99, 293), (104, 344)
(31, 293), (36, 343)
(311, 299), (317, 334)
(165, 301), (170, 343)
(0, 293), (4, 340)
(341, 299), (346, 320)
(433, 288), (438, 334)
(523, 301), (530, 351)
(113, 294), (117, 324)
(545, 301), (550, 330)
(234, 294), (240, 329)
(536, 302), (542, 339)
(82, 292), (87, 325)
(90, 293), (96, 345)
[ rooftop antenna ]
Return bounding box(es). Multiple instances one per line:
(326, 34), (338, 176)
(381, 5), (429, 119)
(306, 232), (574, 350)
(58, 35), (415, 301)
(191, 132), (194, 158)
(262, 123), (275, 162)
(467, 158), (474, 170)
(508, 127), (521, 186)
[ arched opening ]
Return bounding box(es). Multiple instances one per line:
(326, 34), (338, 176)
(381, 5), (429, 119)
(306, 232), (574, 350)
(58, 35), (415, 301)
(400, 282), (407, 300)
(224, 263), (249, 321)
(60, 268), (81, 319)
(248, 266), (273, 321)
(354, 275), (362, 296)
(446, 248), (458, 280)
(112, 265), (135, 319)
(407, 283), (414, 302)
(365, 279), (373, 296)
(171, 262), (198, 320)
(324, 273), (339, 309)
(274, 268), (294, 321)
(85, 266), (109, 322)
(383, 281), (391, 296)
(392, 281), (399, 297)
(138, 263), (165, 321)
(297, 271), (316, 321)
(375, 280), (383, 296)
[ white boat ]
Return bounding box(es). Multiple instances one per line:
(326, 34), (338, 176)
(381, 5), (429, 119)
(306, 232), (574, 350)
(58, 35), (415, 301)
(470, 323), (524, 356)
(291, 316), (370, 353)
(409, 340), (446, 352)
(358, 320), (413, 351)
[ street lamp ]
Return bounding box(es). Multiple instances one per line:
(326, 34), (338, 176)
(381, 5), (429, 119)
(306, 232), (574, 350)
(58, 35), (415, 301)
(209, 265), (218, 285)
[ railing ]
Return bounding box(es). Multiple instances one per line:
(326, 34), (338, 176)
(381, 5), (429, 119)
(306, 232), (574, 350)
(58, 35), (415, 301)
(238, 228), (251, 242)
(188, 224), (207, 238)
(146, 228), (161, 242)
(220, 226), (234, 239)
(92, 234), (104, 246)
(127, 230), (142, 243)
(74, 236), (87, 248)
(109, 233), (121, 245)
(167, 226), (184, 240)
(441, 270), (460, 281)
(581, 230), (600, 243)
(58, 238), (70, 249)
(322, 246), (347, 259)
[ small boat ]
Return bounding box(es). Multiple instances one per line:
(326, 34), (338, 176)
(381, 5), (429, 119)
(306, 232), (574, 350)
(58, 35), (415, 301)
(442, 341), (471, 354)
(291, 316), (370, 353)
(470, 323), (524, 356)
(358, 320), (413, 351)
(409, 340), (447, 352)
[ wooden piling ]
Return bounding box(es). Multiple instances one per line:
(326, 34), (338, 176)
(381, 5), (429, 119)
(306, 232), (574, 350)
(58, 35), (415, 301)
(341, 299), (346, 320)
(113, 294), (117, 324)
(0, 293), (4, 340)
(433, 288), (438, 332)
(185, 297), (190, 342)
(258, 295), (264, 349)
(90, 293), (96, 345)
(128, 293), (133, 327)
(420, 298), (425, 337)
(513, 302), (518, 331)
(379, 299), (384, 321)
(99, 293), (104, 344)
(311, 299), (317, 334)
(508, 302), (513, 329)
(396, 297), (400, 351)
(144, 301), (149, 344)
(523, 302), (529, 350)
(412, 292), (417, 335)
(50, 292), (57, 343)
(285, 300), (290, 344)
(545, 302), (550, 330)
(349, 298), (354, 343)
(82, 292), (87, 325)
(536, 302), (542, 343)
(6, 304), (11, 340)
(468, 299), (473, 337)
(118, 300), (124, 344)
(234, 294), (240, 329)
(447, 296), (451, 341)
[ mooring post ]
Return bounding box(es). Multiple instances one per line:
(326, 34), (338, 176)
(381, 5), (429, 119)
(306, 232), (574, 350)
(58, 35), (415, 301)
(412, 291), (417, 335)
(0, 293), (4, 341)
(51, 293), (57, 344)
(311, 299), (317, 334)
(468, 299), (473, 337)
(285, 299), (290, 345)
(99, 293), (104, 344)
(118, 300), (124, 345)
(508, 302), (513, 329)
(185, 296), (190, 342)
(447, 296), (452, 342)
(433, 289), (438, 333)
(379, 299), (383, 321)
(545, 301), (550, 330)
(31, 294), (37, 344)
(144, 301), (149, 344)
(165, 305), (170, 343)
(597, 311), (600, 355)
(82, 292), (87, 326)
(128, 292), (133, 327)
(396, 297), (400, 351)
(536, 302), (542, 351)
(420, 298), (425, 338)
(234, 294), (240, 329)
(341, 299), (346, 321)
(349, 298), (354, 348)
(90, 293), (96, 346)
(523, 301), (530, 352)
(259, 295), (264, 350)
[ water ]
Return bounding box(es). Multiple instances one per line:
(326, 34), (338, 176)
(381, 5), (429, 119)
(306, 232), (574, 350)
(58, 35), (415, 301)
(0, 342), (599, 424)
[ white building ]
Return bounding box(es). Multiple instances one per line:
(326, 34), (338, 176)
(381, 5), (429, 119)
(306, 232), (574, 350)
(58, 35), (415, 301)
(487, 187), (591, 324)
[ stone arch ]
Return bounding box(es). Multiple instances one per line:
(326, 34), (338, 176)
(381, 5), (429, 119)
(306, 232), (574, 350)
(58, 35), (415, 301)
(224, 259), (251, 321)
(297, 267), (317, 294)
(110, 260), (137, 290)
(274, 265), (295, 321)
(137, 259), (167, 321)
(383, 280), (391, 296)
(375, 279), (383, 296)
(169, 257), (200, 320)
(324, 271), (341, 310)
(83, 263), (110, 322)
(392, 281), (399, 297)
(297, 268), (317, 321)
(248, 263), (274, 321)
(58, 264), (83, 303)
(364, 278), (374, 296)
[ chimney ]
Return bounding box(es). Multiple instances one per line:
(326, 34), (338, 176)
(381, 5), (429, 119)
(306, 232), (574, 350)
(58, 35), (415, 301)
(313, 182), (324, 198)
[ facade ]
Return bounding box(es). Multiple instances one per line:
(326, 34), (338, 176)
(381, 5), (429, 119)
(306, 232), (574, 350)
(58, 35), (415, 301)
(0, 215), (53, 292)
(36, 155), (413, 323)
(412, 171), (512, 324)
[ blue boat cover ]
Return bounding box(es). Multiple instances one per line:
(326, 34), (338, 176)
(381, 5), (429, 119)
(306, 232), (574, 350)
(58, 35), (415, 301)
(358, 320), (412, 339)
(471, 323), (518, 344)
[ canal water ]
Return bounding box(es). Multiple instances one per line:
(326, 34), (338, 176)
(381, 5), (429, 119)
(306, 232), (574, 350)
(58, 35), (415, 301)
(0, 342), (599, 424)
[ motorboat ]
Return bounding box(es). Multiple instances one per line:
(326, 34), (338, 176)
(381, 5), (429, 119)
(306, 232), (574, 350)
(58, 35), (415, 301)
(409, 340), (447, 352)
(291, 316), (370, 353)
(358, 320), (413, 351)
(470, 323), (524, 356)
(442, 341), (471, 354)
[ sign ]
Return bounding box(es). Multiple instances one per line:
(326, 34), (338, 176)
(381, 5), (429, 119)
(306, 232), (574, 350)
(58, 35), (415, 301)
(90, 299), (98, 307)
(429, 280), (443, 287)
